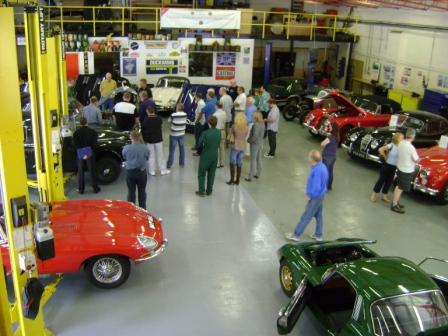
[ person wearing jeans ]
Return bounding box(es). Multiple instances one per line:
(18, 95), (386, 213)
(167, 103), (187, 169)
(265, 98), (280, 158)
(286, 150), (329, 242)
(122, 130), (150, 209)
(226, 113), (248, 185)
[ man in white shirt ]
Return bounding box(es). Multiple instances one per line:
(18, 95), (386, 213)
(113, 92), (138, 131)
(264, 98), (280, 159)
(213, 102), (227, 168)
(391, 128), (419, 214)
(234, 86), (247, 114)
(167, 103), (187, 169)
(219, 87), (233, 124)
(193, 92), (206, 151)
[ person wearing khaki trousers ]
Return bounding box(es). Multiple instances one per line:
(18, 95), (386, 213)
(245, 111), (265, 182)
(213, 102), (227, 168)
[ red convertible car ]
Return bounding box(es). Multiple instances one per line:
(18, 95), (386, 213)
(414, 145), (448, 204)
(303, 92), (402, 141)
(1, 200), (167, 288)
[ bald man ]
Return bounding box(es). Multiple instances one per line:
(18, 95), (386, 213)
(286, 150), (329, 242)
(99, 72), (117, 112)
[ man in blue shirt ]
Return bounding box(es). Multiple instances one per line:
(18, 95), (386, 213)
(138, 91), (157, 124)
(286, 150), (329, 242)
(201, 89), (217, 122)
(245, 96), (256, 124)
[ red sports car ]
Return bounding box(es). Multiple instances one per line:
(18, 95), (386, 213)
(0, 200), (167, 288)
(414, 145), (448, 204)
(303, 92), (402, 141)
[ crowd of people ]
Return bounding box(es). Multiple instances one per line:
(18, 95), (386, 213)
(74, 73), (420, 243)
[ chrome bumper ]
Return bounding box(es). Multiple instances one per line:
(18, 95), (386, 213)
(342, 143), (381, 163)
(304, 123), (318, 134)
(413, 183), (439, 196)
(135, 239), (168, 262)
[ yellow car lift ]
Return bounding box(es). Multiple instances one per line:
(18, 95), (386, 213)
(0, 7), (51, 335)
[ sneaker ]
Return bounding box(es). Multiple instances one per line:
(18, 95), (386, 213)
(391, 204), (405, 214)
(244, 177), (251, 182)
(264, 153), (274, 159)
(150, 171), (156, 176)
(309, 234), (323, 242)
(161, 170), (171, 176)
(285, 233), (301, 242)
(254, 175), (259, 179)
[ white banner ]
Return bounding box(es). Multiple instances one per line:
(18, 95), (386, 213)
(160, 9), (241, 30)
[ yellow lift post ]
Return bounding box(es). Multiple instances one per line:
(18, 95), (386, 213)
(0, 7), (52, 335)
(24, 6), (66, 202)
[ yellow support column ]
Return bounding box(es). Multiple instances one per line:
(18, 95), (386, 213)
(0, 7), (51, 336)
(25, 6), (66, 202)
(55, 34), (69, 117)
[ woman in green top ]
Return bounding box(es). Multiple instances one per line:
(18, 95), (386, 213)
(196, 116), (221, 197)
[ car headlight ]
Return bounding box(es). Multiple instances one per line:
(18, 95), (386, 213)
(147, 215), (155, 230)
(370, 139), (379, 149)
(137, 234), (158, 251)
(419, 169), (429, 186)
(308, 114), (315, 121)
(349, 133), (359, 142)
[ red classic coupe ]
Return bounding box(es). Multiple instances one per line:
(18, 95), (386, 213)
(1, 200), (167, 288)
(303, 91), (402, 141)
(414, 145), (448, 204)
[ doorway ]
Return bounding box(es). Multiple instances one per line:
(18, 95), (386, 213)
(271, 52), (296, 78)
(94, 52), (120, 78)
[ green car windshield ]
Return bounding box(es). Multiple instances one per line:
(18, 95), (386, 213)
(372, 290), (448, 335)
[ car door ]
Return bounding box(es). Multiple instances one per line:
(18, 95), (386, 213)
(277, 277), (311, 335)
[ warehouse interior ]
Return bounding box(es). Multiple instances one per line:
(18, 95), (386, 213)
(1, 0), (448, 335)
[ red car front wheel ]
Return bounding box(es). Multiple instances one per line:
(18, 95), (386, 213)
(85, 255), (130, 289)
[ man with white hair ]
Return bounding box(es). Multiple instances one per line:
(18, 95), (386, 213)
(286, 150), (329, 242)
(219, 87), (233, 125)
(234, 86), (247, 114)
(391, 128), (419, 214)
(99, 72), (117, 112)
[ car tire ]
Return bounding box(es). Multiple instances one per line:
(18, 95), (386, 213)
(437, 183), (448, 205)
(95, 157), (121, 185)
(85, 255), (130, 289)
(279, 259), (297, 297)
(298, 103), (311, 125)
(282, 103), (298, 121)
(340, 125), (353, 143)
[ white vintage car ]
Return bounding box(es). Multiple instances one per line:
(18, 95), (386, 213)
(152, 76), (190, 114)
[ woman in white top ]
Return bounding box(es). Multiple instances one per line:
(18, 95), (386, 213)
(370, 132), (404, 203)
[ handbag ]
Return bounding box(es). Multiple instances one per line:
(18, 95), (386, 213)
(226, 132), (235, 144)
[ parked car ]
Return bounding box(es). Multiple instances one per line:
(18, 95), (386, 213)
(177, 83), (225, 132)
(277, 238), (448, 335)
(342, 110), (448, 163)
(151, 76), (190, 114)
(0, 200), (167, 288)
(265, 76), (307, 109)
(23, 115), (128, 184)
(414, 145), (448, 204)
(304, 92), (402, 142)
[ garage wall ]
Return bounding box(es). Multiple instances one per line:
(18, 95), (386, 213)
(333, 6), (448, 95)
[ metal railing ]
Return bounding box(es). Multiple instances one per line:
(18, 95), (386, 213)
(38, 6), (356, 41)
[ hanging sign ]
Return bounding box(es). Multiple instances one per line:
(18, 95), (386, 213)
(160, 9), (241, 30)
(146, 59), (178, 75)
(216, 66), (235, 80)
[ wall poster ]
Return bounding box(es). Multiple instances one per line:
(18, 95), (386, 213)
(122, 58), (137, 76)
(146, 59), (178, 75)
(216, 66), (235, 80)
(217, 52), (236, 66)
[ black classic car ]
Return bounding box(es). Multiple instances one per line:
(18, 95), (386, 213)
(342, 110), (448, 163)
(24, 117), (128, 185)
(265, 76), (307, 109)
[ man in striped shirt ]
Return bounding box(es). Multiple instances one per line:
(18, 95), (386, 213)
(167, 103), (187, 169)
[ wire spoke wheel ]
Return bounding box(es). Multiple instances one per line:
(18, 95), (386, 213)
(92, 257), (123, 284)
(280, 265), (293, 292)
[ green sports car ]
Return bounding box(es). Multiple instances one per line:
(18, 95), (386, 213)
(277, 238), (448, 335)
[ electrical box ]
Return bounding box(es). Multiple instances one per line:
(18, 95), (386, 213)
(18, 251), (37, 272)
(35, 227), (55, 260)
(11, 196), (28, 228)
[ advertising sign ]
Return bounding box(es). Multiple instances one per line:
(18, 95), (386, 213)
(122, 58), (137, 76)
(160, 9), (241, 30)
(216, 66), (235, 80)
(146, 59), (178, 75)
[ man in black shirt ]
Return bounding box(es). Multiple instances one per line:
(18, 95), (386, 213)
(141, 107), (169, 176)
(113, 92), (138, 131)
(73, 117), (100, 194)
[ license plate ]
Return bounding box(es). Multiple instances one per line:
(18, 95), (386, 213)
(351, 151), (366, 159)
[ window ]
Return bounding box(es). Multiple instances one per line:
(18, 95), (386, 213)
(372, 291), (448, 336)
(189, 53), (213, 77)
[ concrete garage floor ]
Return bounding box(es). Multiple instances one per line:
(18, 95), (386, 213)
(43, 119), (448, 335)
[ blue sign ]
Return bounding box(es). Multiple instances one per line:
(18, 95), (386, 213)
(122, 58), (137, 76)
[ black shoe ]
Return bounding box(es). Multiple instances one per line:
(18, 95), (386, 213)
(195, 191), (206, 197)
(397, 203), (405, 209)
(78, 189), (84, 194)
(245, 178), (251, 182)
(226, 180), (235, 185)
(206, 191), (212, 196)
(254, 176), (259, 179)
(93, 187), (101, 193)
(391, 204), (405, 214)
